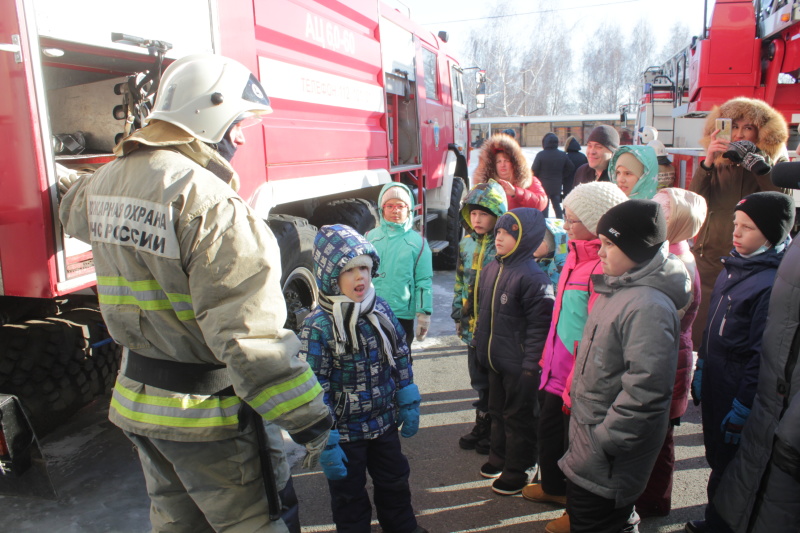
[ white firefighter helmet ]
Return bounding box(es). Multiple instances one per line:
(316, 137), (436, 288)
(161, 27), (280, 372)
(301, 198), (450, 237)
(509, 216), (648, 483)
(648, 139), (669, 157)
(148, 53), (272, 143)
(638, 126), (658, 145)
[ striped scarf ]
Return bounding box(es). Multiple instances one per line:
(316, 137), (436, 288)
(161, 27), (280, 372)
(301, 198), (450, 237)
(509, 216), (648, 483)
(318, 286), (397, 366)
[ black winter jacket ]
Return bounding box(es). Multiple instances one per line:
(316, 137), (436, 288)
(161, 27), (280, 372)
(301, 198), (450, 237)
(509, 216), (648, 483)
(473, 208), (555, 377)
(532, 133), (574, 198)
(564, 137), (587, 197)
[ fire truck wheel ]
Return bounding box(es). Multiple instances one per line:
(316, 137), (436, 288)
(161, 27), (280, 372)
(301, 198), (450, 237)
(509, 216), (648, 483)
(268, 215), (319, 334)
(432, 177), (465, 271)
(0, 307), (120, 436)
(309, 198), (379, 236)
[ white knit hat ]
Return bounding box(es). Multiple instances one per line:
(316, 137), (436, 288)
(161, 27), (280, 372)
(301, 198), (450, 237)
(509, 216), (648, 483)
(563, 182), (628, 236)
(343, 254), (374, 272)
(381, 185), (412, 208)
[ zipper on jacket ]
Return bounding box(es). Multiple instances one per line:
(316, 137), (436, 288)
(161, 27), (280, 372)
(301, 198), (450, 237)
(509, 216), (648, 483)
(475, 236), (488, 312)
(706, 290), (727, 350)
(717, 295), (732, 336)
(487, 260), (504, 373)
(580, 325), (597, 375)
(698, 212), (712, 257)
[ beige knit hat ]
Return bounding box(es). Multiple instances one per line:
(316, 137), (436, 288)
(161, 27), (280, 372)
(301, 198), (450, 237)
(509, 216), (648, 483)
(563, 182), (629, 236)
(381, 185), (412, 208)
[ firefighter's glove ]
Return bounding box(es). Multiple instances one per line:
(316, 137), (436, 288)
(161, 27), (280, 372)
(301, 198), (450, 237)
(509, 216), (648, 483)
(415, 313), (430, 342)
(691, 358), (703, 406)
(721, 398), (751, 445)
(396, 383), (421, 438)
(57, 166), (81, 200)
(301, 429), (330, 470)
(455, 321), (462, 338)
(319, 429), (348, 480)
(723, 140), (757, 163)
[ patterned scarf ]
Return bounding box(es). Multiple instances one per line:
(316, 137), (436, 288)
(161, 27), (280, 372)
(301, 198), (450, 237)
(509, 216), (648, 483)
(318, 285), (397, 366)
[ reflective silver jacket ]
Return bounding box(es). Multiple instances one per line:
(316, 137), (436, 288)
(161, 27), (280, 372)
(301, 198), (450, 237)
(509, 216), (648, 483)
(60, 122), (330, 442)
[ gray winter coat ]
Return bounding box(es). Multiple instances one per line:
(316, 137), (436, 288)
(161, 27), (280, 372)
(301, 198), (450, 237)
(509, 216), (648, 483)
(558, 243), (691, 507)
(715, 236), (800, 532)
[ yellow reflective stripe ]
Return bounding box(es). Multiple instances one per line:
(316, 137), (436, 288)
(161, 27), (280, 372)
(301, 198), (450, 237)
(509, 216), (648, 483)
(262, 382), (323, 420)
(110, 382), (241, 428)
(96, 276), (195, 321)
(97, 276), (161, 291)
(113, 381), (240, 409)
(98, 294), (174, 310)
(110, 397), (239, 428)
(251, 367), (322, 420)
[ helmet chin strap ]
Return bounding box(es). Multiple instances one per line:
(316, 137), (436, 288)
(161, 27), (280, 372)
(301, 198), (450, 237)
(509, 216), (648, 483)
(214, 134), (237, 162)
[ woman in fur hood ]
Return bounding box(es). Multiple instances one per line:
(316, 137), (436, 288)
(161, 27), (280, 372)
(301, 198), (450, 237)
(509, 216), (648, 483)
(473, 133), (548, 212)
(689, 96), (789, 348)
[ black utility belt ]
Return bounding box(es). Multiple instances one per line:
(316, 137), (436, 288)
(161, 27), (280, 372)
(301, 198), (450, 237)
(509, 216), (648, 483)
(123, 349), (233, 395)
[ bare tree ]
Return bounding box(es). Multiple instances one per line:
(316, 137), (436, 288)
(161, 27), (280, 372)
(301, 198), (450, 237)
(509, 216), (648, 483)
(465, 1), (524, 116)
(464, 0), (574, 117)
(658, 22), (693, 63)
(622, 18), (657, 108)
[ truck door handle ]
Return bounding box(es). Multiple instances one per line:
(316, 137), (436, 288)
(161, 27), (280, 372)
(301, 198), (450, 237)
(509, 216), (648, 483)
(0, 35), (22, 63)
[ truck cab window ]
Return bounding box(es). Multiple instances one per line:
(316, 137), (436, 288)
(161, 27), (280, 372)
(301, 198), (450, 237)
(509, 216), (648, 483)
(423, 48), (438, 101)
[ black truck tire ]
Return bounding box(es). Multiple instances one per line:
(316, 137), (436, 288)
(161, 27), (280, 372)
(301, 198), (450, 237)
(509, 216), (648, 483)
(432, 177), (465, 271)
(0, 307), (120, 436)
(268, 215), (318, 334)
(309, 198), (379, 236)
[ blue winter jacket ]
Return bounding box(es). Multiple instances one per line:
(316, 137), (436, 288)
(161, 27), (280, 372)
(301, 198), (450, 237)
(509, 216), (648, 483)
(698, 244), (786, 428)
(300, 225), (413, 442)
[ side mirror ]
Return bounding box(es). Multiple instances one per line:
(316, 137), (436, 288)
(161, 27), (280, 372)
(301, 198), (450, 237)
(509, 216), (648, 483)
(475, 70), (486, 109)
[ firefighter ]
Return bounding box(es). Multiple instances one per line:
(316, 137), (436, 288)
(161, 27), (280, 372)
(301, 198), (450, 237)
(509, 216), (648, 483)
(59, 53), (332, 533)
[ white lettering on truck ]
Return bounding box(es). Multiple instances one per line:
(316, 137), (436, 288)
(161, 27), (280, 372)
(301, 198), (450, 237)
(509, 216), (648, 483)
(305, 13), (355, 55)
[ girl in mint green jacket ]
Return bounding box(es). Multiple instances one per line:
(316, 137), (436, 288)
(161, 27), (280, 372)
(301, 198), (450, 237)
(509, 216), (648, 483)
(367, 182), (433, 347)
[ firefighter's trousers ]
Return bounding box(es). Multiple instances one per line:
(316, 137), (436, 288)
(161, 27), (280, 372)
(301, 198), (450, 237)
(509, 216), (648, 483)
(125, 423), (291, 533)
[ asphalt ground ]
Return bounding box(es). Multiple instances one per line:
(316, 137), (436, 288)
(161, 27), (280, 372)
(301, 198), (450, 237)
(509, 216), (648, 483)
(1, 269), (711, 532)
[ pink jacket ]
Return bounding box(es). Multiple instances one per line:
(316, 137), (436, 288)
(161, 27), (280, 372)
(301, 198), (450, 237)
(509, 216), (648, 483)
(539, 239), (602, 400)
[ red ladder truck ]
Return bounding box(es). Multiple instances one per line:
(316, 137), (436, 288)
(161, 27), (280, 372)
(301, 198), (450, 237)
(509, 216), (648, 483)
(633, 0), (800, 187)
(0, 0), (478, 477)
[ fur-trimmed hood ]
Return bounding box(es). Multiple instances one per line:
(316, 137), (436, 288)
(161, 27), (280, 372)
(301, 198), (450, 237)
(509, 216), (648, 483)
(472, 133), (532, 189)
(700, 97), (788, 165)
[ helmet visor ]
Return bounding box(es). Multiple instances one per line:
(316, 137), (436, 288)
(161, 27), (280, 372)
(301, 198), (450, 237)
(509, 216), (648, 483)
(243, 74), (271, 114)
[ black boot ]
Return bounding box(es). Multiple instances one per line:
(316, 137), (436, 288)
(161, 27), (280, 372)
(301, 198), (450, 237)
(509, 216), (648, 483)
(459, 410), (491, 451)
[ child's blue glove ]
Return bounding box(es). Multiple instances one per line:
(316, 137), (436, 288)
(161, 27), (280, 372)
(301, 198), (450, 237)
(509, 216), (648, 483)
(396, 383), (421, 438)
(720, 398), (751, 445)
(320, 429), (348, 480)
(691, 358), (703, 406)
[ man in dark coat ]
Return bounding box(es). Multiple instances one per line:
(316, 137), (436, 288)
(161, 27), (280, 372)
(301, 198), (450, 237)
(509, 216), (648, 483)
(572, 125), (619, 189)
(563, 136), (587, 198)
(532, 132), (574, 218)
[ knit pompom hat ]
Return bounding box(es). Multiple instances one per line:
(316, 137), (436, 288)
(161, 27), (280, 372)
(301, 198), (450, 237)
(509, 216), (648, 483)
(563, 182), (629, 236)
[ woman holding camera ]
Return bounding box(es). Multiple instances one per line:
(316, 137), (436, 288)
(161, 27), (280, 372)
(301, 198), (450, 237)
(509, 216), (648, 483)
(688, 97), (789, 349)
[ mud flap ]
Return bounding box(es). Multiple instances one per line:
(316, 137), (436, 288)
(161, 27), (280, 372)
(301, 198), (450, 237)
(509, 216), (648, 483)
(0, 395), (57, 499)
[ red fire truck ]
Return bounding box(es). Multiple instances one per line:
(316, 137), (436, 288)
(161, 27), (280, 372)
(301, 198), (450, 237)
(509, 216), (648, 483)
(634, 0), (800, 186)
(0, 0), (475, 473)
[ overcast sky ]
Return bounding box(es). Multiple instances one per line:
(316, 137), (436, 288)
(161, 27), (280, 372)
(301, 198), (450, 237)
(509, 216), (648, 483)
(395, 0), (711, 63)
